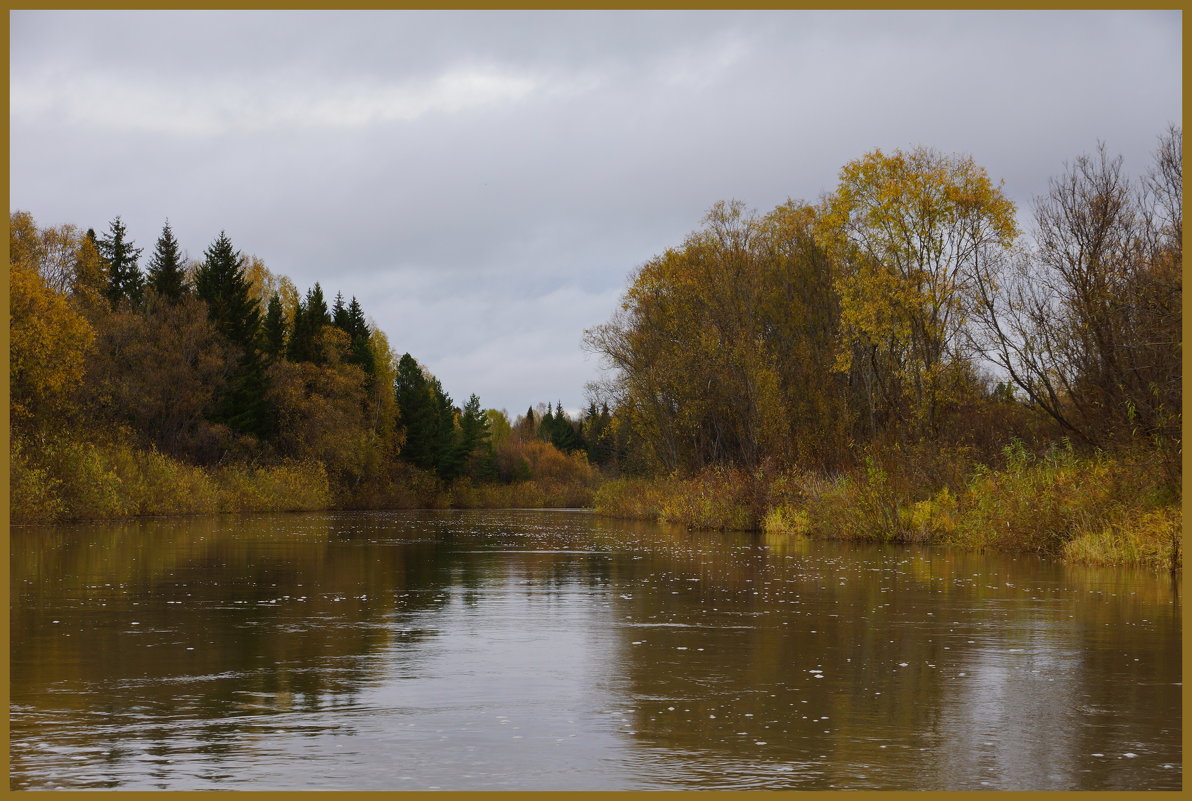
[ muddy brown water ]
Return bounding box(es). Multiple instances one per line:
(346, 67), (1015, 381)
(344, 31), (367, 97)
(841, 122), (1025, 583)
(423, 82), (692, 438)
(9, 509), (1181, 790)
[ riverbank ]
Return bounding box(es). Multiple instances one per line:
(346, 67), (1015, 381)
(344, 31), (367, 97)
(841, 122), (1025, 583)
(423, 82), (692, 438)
(12, 431), (1178, 571)
(594, 443), (1181, 572)
(9, 430), (596, 524)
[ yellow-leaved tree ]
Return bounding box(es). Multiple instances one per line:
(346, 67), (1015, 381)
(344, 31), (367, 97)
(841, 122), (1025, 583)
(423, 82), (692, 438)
(820, 148), (1018, 439)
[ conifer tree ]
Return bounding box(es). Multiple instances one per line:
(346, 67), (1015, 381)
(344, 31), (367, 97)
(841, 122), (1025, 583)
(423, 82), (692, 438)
(306, 283), (330, 328)
(194, 231), (267, 436)
(332, 291), (349, 330)
(394, 353), (438, 470)
(98, 216), (144, 306)
(457, 393), (491, 478)
(287, 284), (330, 363)
(345, 297), (374, 376)
(262, 292), (287, 361)
(431, 377), (461, 480)
(195, 232), (260, 349)
(146, 220), (187, 302)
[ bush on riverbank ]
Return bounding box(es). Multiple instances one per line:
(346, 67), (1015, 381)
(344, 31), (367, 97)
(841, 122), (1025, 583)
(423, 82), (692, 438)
(11, 430), (332, 522)
(600, 442), (1180, 569)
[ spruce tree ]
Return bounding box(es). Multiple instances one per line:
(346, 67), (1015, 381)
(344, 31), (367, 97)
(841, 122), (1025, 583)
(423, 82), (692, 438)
(146, 220), (187, 302)
(395, 353), (438, 470)
(306, 283), (329, 328)
(345, 297), (374, 375)
(287, 284), (331, 363)
(262, 292), (287, 361)
(194, 231), (266, 436)
(195, 232), (260, 349)
(457, 393), (491, 478)
(332, 291), (349, 330)
(431, 378), (462, 480)
(99, 216), (144, 306)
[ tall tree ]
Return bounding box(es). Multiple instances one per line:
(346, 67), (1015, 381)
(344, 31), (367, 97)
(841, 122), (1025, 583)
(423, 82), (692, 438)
(194, 231), (267, 436)
(332, 291), (349, 330)
(146, 220), (188, 302)
(98, 216), (144, 306)
(287, 283), (331, 363)
(394, 353), (439, 470)
(345, 297), (375, 376)
(262, 292), (288, 361)
(822, 148), (1017, 439)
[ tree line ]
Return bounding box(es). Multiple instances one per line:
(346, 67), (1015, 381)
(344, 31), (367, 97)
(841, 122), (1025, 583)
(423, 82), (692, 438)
(9, 213), (609, 510)
(585, 128), (1181, 483)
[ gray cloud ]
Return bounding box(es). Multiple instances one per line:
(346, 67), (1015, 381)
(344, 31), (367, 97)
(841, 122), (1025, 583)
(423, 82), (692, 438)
(10, 10), (1180, 414)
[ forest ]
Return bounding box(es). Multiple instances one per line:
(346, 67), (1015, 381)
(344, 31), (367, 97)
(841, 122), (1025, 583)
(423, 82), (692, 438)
(9, 128), (1181, 569)
(10, 214), (606, 520)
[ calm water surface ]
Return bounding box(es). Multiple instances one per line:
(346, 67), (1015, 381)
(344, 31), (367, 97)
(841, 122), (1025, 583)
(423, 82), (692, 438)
(10, 509), (1181, 790)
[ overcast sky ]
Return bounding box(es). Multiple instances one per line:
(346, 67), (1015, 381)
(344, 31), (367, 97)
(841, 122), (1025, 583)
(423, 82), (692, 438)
(10, 10), (1181, 416)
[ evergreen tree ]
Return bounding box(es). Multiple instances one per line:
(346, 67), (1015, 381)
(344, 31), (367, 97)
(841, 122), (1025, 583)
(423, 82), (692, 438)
(332, 291), (349, 330)
(584, 401), (614, 465)
(345, 297), (374, 376)
(98, 216), (144, 306)
(287, 284), (330, 363)
(194, 231), (267, 436)
(430, 378), (461, 480)
(262, 292), (287, 361)
(306, 283), (330, 328)
(539, 404), (555, 441)
(457, 393), (491, 478)
(550, 401), (580, 452)
(146, 220), (187, 302)
(195, 232), (260, 349)
(394, 353), (438, 470)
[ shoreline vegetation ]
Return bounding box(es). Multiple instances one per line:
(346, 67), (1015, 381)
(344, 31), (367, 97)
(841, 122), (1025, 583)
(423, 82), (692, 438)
(10, 130), (1181, 572)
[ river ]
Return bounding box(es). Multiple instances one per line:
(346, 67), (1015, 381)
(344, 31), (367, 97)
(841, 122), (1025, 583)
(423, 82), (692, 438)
(9, 508), (1181, 790)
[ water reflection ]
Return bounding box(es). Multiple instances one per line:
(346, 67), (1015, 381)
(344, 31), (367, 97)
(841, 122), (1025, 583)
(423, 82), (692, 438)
(10, 510), (1181, 790)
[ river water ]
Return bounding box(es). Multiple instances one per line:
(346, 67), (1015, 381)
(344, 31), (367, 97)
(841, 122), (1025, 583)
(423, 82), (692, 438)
(9, 509), (1181, 790)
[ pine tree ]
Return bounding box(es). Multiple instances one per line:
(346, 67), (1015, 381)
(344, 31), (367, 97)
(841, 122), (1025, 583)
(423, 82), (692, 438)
(146, 220), (187, 302)
(98, 216), (144, 306)
(262, 292), (287, 361)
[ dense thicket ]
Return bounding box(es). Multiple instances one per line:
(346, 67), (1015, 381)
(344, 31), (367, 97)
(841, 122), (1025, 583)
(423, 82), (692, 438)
(585, 130), (1181, 485)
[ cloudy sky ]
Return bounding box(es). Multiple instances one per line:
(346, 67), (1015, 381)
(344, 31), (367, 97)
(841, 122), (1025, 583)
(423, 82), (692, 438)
(10, 10), (1181, 415)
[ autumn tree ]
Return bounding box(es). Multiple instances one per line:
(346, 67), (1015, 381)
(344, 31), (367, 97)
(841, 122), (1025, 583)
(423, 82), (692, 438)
(84, 294), (231, 462)
(9, 260), (95, 432)
(585, 199), (846, 472)
(971, 130), (1181, 462)
(8, 211), (82, 294)
(820, 147), (1018, 440)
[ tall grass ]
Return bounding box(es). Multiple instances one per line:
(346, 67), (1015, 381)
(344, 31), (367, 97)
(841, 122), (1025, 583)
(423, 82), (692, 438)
(596, 441), (1180, 569)
(11, 431), (331, 522)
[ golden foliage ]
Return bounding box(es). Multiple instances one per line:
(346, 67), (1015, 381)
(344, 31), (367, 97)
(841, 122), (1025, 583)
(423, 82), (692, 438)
(9, 262), (95, 427)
